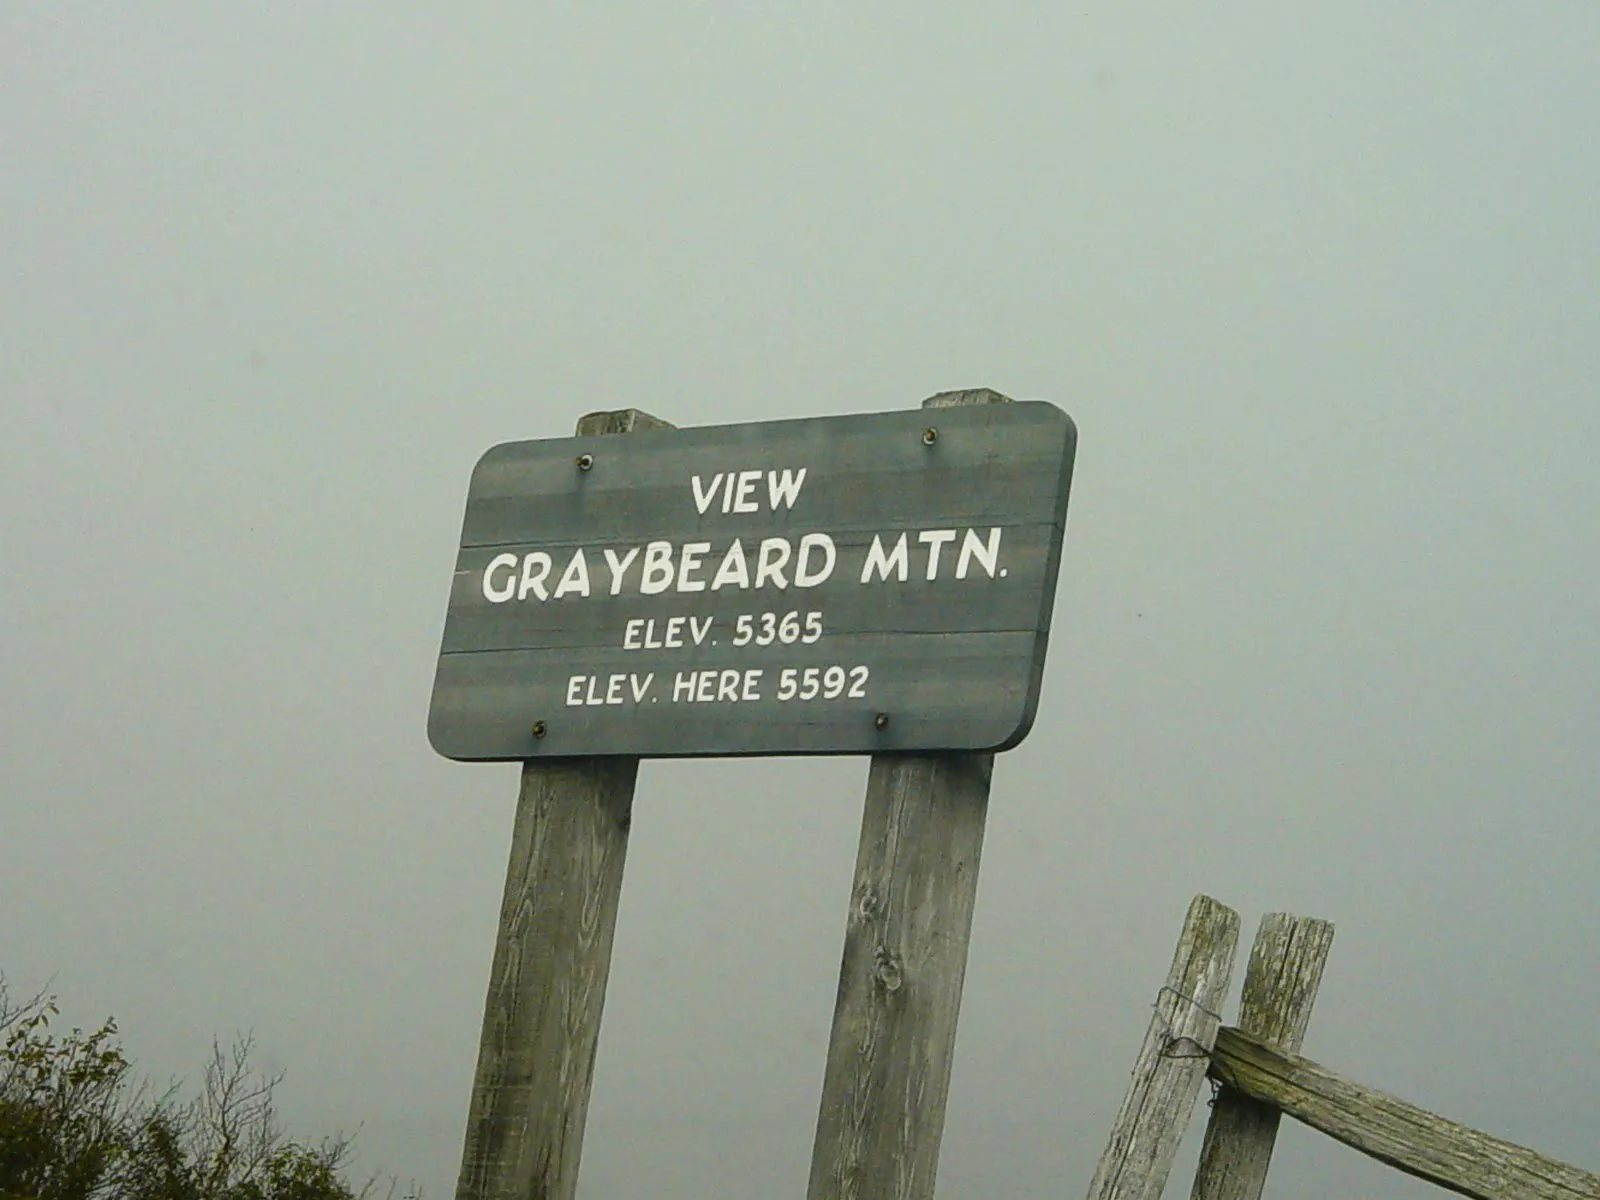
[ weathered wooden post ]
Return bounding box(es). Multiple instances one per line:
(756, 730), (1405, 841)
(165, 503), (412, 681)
(454, 408), (670, 1200)
(1086, 894), (1241, 1200)
(1190, 912), (1334, 1200)
(807, 388), (1008, 1200)
(1101, 903), (1599, 1200)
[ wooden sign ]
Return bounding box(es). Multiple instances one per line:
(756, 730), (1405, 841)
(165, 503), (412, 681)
(428, 402), (1076, 760)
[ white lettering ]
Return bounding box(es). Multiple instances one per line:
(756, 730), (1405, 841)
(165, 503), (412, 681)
(755, 537), (791, 589)
(673, 672), (696, 702)
(918, 529), (958, 580)
(722, 473), (737, 513)
(482, 553), (518, 603)
(860, 533), (909, 583)
(640, 541), (674, 595)
(623, 619), (644, 650)
(742, 669), (762, 701)
(568, 673), (653, 706)
(603, 546), (639, 596)
(689, 616), (713, 645)
(717, 669), (740, 702)
(711, 539), (751, 590)
(794, 533), (836, 587)
(677, 541), (710, 592)
(695, 670), (716, 702)
(733, 469), (761, 513)
(956, 527), (1003, 579)
(518, 552), (553, 601)
(691, 473), (723, 514)
(767, 467), (807, 510)
(552, 548), (591, 599)
(664, 616), (685, 648)
(485, 524), (985, 605)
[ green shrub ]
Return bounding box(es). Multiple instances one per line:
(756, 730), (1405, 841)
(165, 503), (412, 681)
(0, 980), (410, 1200)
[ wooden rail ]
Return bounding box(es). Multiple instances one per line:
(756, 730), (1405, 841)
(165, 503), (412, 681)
(1209, 1027), (1600, 1200)
(1091, 898), (1597, 1200)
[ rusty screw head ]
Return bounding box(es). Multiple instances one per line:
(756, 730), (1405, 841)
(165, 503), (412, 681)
(576, 453), (594, 471)
(921, 427), (938, 446)
(531, 720), (547, 739)
(874, 712), (890, 731)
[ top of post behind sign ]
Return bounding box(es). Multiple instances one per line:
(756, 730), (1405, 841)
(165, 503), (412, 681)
(428, 396), (1076, 760)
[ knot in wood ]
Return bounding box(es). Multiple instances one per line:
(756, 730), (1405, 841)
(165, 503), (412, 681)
(856, 885), (881, 921)
(873, 947), (904, 992)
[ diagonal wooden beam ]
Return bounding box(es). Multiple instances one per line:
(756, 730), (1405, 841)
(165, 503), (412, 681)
(1209, 1027), (1600, 1200)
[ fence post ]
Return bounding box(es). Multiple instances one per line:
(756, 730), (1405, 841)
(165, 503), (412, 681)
(806, 388), (1010, 1200)
(1086, 894), (1241, 1200)
(454, 408), (671, 1200)
(1189, 913), (1335, 1200)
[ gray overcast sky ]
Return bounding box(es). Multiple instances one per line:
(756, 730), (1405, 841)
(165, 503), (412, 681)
(3, 4), (1596, 1197)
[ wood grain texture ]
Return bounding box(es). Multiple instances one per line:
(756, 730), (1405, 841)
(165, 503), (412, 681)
(1209, 1028), (1600, 1200)
(1086, 894), (1242, 1200)
(575, 409), (675, 436)
(807, 388), (1012, 1200)
(806, 751), (994, 1200)
(1190, 913), (1334, 1200)
(453, 408), (669, 1200)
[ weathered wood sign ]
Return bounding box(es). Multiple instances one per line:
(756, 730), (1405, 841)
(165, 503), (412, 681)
(428, 402), (1075, 759)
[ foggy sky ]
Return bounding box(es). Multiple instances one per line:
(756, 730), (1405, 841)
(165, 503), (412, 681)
(3, 5), (1596, 1198)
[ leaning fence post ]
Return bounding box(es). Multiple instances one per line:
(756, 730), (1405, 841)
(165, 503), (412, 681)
(1189, 912), (1334, 1200)
(1086, 894), (1241, 1200)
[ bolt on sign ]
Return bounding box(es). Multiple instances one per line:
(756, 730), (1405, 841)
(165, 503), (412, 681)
(428, 402), (1076, 759)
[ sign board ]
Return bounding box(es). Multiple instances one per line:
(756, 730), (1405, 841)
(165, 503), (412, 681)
(428, 402), (1076, 760)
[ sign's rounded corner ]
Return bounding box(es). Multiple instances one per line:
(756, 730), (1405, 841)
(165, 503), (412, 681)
(468, 440), (518, 485)
(426, 714), (468, 763)
(1028, 398), (1076, 436)
(1058, 409), (1078, 448)
(990, 705), (1040, 754)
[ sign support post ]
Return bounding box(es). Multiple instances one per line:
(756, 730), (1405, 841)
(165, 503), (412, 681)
(806, 388), (1010, 1200)
(434, 388), (1075, 1197)
(454, 408), (671, 1200)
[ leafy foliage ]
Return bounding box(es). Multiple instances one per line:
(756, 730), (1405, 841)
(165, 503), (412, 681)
(0, 981), (411, 1200)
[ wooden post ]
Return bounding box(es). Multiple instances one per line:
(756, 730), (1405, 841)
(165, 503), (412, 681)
(1086, 894), (1242, 1200)
(1189, 913), (1334, 1200)
(455, 408), (671, 1200)
(806, 388), (1011, 1200)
